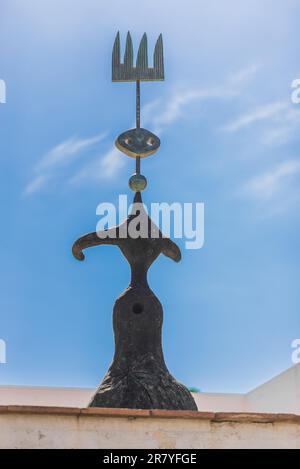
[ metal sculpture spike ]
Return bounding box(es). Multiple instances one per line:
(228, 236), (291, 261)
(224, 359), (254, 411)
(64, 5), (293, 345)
(112, 32), (164, 82)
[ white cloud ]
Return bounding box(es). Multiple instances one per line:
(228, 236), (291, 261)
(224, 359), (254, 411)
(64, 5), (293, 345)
(222, 101), (287, 132)
(222, 98), (300, 148)
(145, 65), (257, 135)
(228, 64), (259, 87)
(149, 89), (213, 134)
(262, 107), (300, 145)
(24, 175), (49, 195)
(24, 133), (107, 194)
(37, 134), (105, 171)
(243, 160), (300, 201)
(70, 147), (125, 185)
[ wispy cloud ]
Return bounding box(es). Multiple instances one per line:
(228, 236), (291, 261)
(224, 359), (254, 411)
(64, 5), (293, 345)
(222, 101), (287, 132)
(262, 107), (300, 145)
(148, 88), (226, 135)
(145, 65), (258, 134)
(37, 134), (105, 171)
(227, 64), (259, 87)
(24, 175), (48, 195)
(222, 98), (300, 146)
(25, 133), (107, 194)
(243, 160), (300, 201)
(70, 147), (124, 185)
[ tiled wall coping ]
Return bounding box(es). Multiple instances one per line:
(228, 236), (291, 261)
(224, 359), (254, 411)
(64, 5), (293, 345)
(1, 405), (300, 424)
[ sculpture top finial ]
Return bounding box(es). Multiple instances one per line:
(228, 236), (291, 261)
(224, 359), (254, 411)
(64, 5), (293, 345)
(112, 32), (164, 193)
(112, 32), (164, 82)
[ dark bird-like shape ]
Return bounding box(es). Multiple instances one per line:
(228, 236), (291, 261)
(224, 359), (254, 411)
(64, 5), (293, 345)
(72, 192), (196, 410)
(72, 192), (181, 284)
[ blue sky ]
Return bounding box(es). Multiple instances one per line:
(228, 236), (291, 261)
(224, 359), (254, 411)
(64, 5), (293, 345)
(0, 0), (300, 393)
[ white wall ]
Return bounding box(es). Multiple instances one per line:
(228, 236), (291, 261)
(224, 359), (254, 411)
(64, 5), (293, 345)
(0, 385), (94, 407)
(193, 392), (245, 412)
(1, 408), (300, 449)
(246, 364), (300, 414)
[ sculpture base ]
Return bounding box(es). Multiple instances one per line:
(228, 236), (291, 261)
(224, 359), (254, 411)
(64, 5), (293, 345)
(89, 281), (197, 411)
(89, 354), (197, 411)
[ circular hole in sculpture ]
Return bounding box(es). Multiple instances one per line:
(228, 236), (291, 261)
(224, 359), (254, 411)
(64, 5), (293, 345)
(132, 303), (144, 314)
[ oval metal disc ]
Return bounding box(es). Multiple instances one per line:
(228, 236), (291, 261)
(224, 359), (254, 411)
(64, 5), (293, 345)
(115, 128), (160, 158)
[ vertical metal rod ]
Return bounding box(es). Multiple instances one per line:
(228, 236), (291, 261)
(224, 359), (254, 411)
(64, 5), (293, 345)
(136, 79), (140, 129)
(136, 80), (141, 175)
(136, 156), (141, 174)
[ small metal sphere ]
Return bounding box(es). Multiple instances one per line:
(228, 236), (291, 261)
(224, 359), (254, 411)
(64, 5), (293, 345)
(129, 173), (147, 192)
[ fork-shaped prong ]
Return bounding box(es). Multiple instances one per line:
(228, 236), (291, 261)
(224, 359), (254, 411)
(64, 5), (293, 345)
(112, 32), (164, 82)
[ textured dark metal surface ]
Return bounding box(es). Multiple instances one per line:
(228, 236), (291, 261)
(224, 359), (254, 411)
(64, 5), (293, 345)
(112, 32), (164, 82)
(72, 193), (197, 411)
(115, 128), (160, 158)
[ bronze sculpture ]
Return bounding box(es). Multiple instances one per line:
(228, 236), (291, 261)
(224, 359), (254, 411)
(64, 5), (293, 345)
(72, 32), (197, 410)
